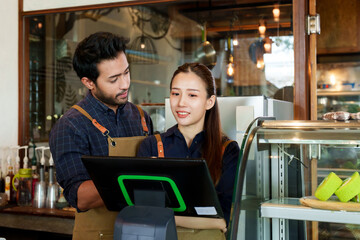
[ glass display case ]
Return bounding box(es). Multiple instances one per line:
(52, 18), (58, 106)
(228, 120), (360, 240)
(317, 91), (360, 120)
(316, 59), (360, 120)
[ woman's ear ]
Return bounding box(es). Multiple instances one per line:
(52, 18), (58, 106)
(206, 95), (216, 110)
(81, 77), (95, 90)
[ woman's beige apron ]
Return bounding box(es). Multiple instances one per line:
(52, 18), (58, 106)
(154, 134), (227, 240)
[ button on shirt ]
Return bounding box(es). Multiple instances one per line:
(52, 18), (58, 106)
(137, 125), (240, 224)
(49, 91), (153, 210)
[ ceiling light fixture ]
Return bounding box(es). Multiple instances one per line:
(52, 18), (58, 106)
(227, 55), (235, 77)
(258, 20), (266, 38)
(263, 37), (272, 53)
(273, 4), (280, 22)
(256, 58), (265, 70)
(233, 38), (239, 46)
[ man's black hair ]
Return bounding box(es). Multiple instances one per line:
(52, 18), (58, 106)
(73, 32), (129, 83)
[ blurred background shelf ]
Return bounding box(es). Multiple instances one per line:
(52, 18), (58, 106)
(317, 90), (360, 96)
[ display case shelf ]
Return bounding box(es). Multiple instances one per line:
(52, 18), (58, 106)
(259, 138), (360, 145)
(261, 198), (360, 225)
(228, 120), (360, 240)
(317, 168), (358, 179)
(317, 90), (360, 96)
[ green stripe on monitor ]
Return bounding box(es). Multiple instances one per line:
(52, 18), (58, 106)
(117, 175), (186, 212)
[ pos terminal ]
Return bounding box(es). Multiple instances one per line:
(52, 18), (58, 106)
(82, 156), (224, 240)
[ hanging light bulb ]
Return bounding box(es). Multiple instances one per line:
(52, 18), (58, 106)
(256, 52), (265, 70)
(258, 20), (266, 38)
(273, 4), (280, 22)
(256, 59), (265, 70)
(263, 37), (272, 53)
(226, 55), (235, 78)
(227, 63), (234, 77)
(233, 34), (239, 46)
(233, 39), (239, 46)
(140, 36), (146, 49)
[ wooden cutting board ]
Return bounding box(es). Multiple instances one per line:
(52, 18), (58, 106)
(300, 196), (360, 212)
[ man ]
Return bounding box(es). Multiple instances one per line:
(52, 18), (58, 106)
(49, 31), (153, 239)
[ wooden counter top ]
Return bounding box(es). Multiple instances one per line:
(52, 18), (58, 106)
(1, 205), (75, 218)
(0, 205), (74, 235)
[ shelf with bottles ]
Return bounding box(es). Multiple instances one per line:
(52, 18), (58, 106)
(0, 144), (71, 212)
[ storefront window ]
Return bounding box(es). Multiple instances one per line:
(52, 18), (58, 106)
(24, 1), (294, 142)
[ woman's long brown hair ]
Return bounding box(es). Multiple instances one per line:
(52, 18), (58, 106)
(170, 63), (223, 184)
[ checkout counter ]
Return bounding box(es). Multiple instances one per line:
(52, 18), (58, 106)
(0, 205), (74, 239)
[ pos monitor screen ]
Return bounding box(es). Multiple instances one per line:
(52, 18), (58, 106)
(81, 156), (224, 219)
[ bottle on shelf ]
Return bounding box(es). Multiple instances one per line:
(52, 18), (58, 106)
(33, 146), (46, 208)
(29, 140), (38, 199)
(0, 168), (4, 193)
(56, 186), (69, 209)
(46, 152), (58, 209)
(12, 146), (20, 198)
(14, 146), (20, 175)
(29, 139), (37, 174)
(12, 168), (32, 206)
(0, 148), (4, 193)
(37, 147), (45, 183)
(5, 149), (15, 203)
(19, 146), (29, 169)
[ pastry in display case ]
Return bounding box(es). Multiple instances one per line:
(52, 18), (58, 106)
(228, 120), (360, 240)
(317, 61), (360, 120)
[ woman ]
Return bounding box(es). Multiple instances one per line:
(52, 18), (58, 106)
(137, 63), (239, 238)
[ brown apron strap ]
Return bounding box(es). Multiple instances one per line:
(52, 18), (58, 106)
(72, 105), (93, 121)
(71, 105), (116, 147)
(154, 134), (165, 158)
(155, 134), (164, 158)
(221, 140), (234, 157)
(136, 105), (149, 136)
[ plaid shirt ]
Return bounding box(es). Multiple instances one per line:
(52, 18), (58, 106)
(49, 91), (153, 210)
(137, 125), (239, 224)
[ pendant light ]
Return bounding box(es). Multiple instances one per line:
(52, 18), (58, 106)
(227, 55), (235, 77)
(273, 4), (280, 22)
(258, 19), (266, 38)
(128, 35), (159, 64)
(263, 37), (272, 53)
(128, 8), (159, 64)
